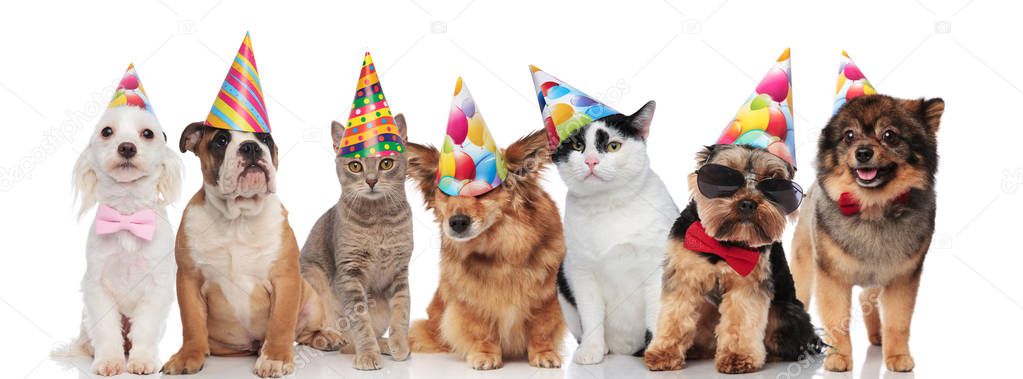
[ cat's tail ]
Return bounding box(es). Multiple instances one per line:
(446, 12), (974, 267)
(766, 242), (826, 360)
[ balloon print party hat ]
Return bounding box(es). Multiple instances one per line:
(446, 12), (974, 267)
(529, 65), (620, 150)
(205, 32), (271, 133)
(436, 78), (508, 197)
(716, 49), (796, 167)
(337, 52), (404, 158)
(833, 51), (876, 115)
(107, 64), (154, 113)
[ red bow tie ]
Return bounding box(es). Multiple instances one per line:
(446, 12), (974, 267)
(838, 191), (911, 216)
(683, 221), (761, 277)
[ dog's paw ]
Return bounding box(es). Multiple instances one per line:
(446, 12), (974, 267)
(253, 353), (296, 378)
(868, 332), (883, 346)
(715, 353), (760, 374)
(644, 347), (684, 371)
(823, 352), (853, 372)
(572, 342), (606, 365)
(301, 330), (344, 351)
(352, 351), (384, 370)
(161, 350), (205, 375)
(126, 356), (159, 375)
(885, 354), (915, 372)
(91, 356), (125, 376)
(466, 351), (503, 370)
(388, 337), (410, 361)
(529, 350), (562, 368)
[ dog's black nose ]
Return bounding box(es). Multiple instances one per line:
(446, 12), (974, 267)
(855, 147), (874, 163)
(117, 142), (137, 159)
(738, 199), (758, 214)
(239, 141), (262, 161)
(449, 215), (471, 234)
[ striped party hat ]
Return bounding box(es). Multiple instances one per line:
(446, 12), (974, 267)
(716, 48), (796, 167)
(833, 51), (876, 115)
(108, 64), (153, 113)
(529, 65), (619, 150)
(436, 78), (507, 197)
(205, 32), (270, 133)
(337, 52), (405, 158)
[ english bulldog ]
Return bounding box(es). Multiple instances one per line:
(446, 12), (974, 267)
(161, 122), (327, 377)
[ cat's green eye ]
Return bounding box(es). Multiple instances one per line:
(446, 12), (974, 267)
(347, 161), (363, 173)
(571, 140), (585, 151)
(607, 141), (622, 152)
(379, 158), (395, 171)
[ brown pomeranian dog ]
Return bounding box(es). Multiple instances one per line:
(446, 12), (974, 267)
(405, 129), (566, 370)
(790, 95), (944, 372)
(645, 144), (822, 374)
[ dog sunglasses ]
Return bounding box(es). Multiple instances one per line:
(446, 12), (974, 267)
(696, 163), (804, 214)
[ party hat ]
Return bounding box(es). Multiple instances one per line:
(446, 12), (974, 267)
(716, 49), (796, 167)
(530, 65), (620, 150)
(107, 64), (154, 113)
(833, 51), (876, 114)
(205, 32), (270, 133)
(436, 78), (508, 197)
(337, 52), (404, 158)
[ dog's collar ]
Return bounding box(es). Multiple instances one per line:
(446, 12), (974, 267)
(838, 190), (912, 216)
(674, 202), (764, 277)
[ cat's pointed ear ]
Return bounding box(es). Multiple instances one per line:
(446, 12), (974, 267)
(628, 100), (656, 140)
(331, 121), (345, 151)
(405, 142), (440, 206)
(394, 113), (408, 141)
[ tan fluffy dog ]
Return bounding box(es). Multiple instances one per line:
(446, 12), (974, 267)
(404, 130), (566, 370)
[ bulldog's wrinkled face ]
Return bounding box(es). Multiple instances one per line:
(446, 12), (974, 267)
(179, 122), (278, 203)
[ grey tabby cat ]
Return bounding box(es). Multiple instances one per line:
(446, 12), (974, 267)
(299, 114), (413, 370)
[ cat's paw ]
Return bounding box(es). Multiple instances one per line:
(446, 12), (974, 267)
(467, 351), (503, 370)
(353, 351), (384, 370)
(388, 336), (410, 361)
(572, 342), (606, 365)
(91, 356), (125, 376)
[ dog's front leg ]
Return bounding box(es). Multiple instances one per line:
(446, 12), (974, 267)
(82, 281), (126, 376)
(879, 268), (922, 372)
(525, 292), (564, 368)
(125, 287), (172, 374)
(334, 265), (382, 370)
(255, 268), (301, 377)
(449, 300), (502, 370)
(384, 265), (411, 361)
(816, 268), (854, 372)
(714, 279), (770, 374)
(162, 266), (209, 375)
(566, 269), (606, 364)
(644, 273), (703, 371)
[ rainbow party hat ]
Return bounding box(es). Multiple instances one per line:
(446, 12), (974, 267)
(337, 52), (404, 158)
(716, 48), (796, 167)
(436, 78), (507, 197)
(529, 65), (619, 150)
(107, 64), (154, 113)
(205, 32), (270, 133)
(833, 51), (876, 115)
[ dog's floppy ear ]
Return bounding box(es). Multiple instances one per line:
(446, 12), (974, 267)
(628, 100), (656, 140)
(394, 113), (408, 142)
(405, 142), (440, 205)
(157, 145), (183, 207)
(179, 122), (206, 154)
(72, 148), (98, 218)
(900, 97), (945, 134)
(504, 129), (551, 187)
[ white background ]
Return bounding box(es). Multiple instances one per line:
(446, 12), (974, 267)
(1, 0), (1021, 378)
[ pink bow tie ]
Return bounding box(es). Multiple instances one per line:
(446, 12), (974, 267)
(95, 205), (157, 241)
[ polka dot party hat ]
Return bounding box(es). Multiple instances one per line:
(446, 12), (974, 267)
(205, 32), (270, 133)
(716, 48), (796, 167)
(833, 50), (876, 115)
(337, 52), (404, 158)
(529, 65), (620, 150)
(107, 64), (154, 113)
(436, 77), (508, 197)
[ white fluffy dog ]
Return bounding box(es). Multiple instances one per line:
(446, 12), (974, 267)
(57, 104), (182, 376)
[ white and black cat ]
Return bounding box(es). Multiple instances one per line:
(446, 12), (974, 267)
(553, 101), (679, 364)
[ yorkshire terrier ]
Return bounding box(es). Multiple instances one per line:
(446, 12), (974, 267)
(645, 144), (821, 374)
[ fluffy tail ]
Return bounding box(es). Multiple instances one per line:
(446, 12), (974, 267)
(50, 326), (92, 358)
(766, 243), (826, 360)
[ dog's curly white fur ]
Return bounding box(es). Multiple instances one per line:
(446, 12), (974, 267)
(55, 106), (182, 376)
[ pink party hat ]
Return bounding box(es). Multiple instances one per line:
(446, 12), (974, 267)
(716, 49), (796, 167)
(206, 32), (271, 133)
(107, 64), (153, 112)
(436, 78), (508, 197)
(833, 51), (877, 114)
(529, 65), (619, 150)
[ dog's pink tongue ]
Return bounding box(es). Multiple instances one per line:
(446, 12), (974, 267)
(856, 168), (878, 180)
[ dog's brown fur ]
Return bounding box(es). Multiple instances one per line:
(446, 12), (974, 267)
(791, 95), (944, 372)
(405, 130), (566, 370)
